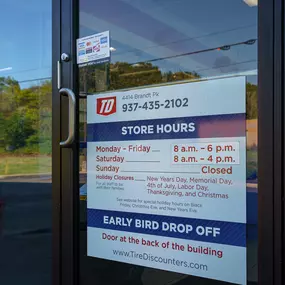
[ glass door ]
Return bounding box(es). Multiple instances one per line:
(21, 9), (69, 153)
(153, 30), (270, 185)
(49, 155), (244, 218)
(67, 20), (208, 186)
(53, 0), (285, 283)
(76, 1), (258, 285)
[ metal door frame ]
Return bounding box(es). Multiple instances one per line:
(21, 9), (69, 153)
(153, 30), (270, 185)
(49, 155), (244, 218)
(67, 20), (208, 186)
(52, 0), (284, 284)
(258, 0), (284, 284)
(52, 0), (79, 284)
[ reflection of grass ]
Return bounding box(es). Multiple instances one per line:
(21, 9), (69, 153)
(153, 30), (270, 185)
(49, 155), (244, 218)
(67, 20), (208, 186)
(0, 156), (51, 176)
(0, 150), (258, 178)
(247, 149), (257, 162)
(247, 150), (257, 180)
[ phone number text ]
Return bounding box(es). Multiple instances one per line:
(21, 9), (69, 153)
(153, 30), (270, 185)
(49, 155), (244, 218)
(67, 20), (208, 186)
(122, 98), (189, 112)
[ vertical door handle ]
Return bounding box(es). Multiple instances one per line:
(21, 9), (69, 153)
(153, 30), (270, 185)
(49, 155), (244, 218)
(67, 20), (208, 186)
(59, 88), (76, 147)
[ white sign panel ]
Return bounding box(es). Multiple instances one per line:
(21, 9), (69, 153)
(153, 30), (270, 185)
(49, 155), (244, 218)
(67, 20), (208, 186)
(77, 31), (110, 67)
(87, 77), (246, 284)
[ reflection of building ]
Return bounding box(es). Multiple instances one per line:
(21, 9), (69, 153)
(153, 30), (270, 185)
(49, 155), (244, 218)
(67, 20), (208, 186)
(246, 119), (257, 147)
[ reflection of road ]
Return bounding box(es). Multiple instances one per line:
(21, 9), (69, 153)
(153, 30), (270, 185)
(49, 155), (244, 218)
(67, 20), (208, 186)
(0, 175), (258, 284)
(0, 179), (52, 285)
(0, 175), (52, 183)
(0, 174), (258, 190)
(0, 181), (52, 235)
(0, 233), (52, 285)
(0, 174), (258, 231)
(0, 173), (86, 184)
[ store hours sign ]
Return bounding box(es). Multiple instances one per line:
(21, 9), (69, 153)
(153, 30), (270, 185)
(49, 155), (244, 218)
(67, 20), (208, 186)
(86, 77), (246, 284)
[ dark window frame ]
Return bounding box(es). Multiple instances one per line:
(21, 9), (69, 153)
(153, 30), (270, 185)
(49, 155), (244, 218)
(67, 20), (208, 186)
(52, 0), (284, 284)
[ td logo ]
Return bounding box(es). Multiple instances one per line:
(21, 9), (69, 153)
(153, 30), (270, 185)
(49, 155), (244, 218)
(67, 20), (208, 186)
(97, 96), (116, 116)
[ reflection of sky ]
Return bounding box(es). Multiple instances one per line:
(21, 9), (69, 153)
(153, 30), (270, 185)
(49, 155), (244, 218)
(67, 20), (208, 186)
(0, 0), (257, 85)
(80, 0), (257, 80)
(0, 0), (51, 85)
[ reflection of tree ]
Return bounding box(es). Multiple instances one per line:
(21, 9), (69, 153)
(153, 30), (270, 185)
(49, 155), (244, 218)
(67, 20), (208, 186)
(246, 82), (257, 119)
(4, 113), (34, 149)
(79, 62), (200, 94)
(0, 77), (20, 114)
(79, 61), (257, 119)
(0, 78), (52, 154)
(110, 62), (162, 90)
(0, 62), (258, 154)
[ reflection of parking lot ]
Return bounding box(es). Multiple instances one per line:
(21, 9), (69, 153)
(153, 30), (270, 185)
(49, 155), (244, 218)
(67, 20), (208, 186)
(0, 233), (52, 285)
(0, 176), (258, 284)
(0, 180), (52, 285)
(0, 181), (52, 236)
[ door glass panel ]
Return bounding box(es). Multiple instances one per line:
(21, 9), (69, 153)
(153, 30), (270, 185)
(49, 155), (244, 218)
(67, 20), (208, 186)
(79, 0), (257, 284)
(0, 0), (52, 284)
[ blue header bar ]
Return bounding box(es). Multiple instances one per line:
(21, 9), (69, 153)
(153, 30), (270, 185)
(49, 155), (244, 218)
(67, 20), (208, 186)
(88, 209), (246, 247)
(87, 113), (245, 142)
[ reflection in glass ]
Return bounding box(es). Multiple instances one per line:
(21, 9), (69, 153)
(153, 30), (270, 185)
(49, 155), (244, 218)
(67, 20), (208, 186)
(0, 0), (52, 284)
(79, 0), (258, 284)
